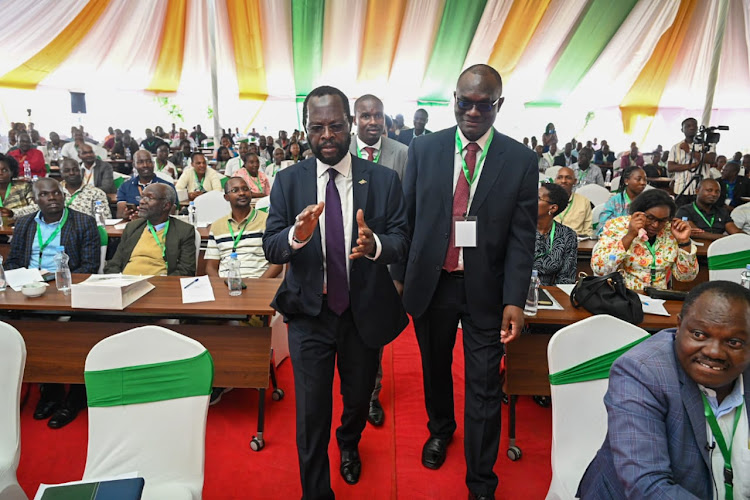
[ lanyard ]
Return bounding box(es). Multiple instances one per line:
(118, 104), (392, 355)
(249, 175), (263, 192)
(693, 203), (715, 229)
(0, 183), (12, 208)
(65, 188), (82, 208)
(644, 239), (658, 284)
(228, 212), (254, 251)
(455, 128), (493, 186)
(701, 394), (743, 500)
(83, 168), (93, 185)
(623, 191), (631, 206)
(194, 171), (205, 191)
(36, 209), (68, 268)
(558, 197), (573, 223)
(356, 144), (381, 163)
(534, 222), (556, 260)
(147, 220), (170, 271)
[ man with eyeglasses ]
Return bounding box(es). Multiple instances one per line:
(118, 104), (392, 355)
(397, 108), (432, 146)
(116, 150), (177, 220)
(392, 64), (537, 500)
(105, 183), (195, 276)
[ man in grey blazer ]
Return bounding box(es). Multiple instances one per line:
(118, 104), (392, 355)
(349, 94), (408, 427)
(79, 142), (115, 194)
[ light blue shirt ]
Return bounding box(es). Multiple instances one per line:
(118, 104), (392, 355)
(29, 210), (65, 271)
(700, 374), (744, 419)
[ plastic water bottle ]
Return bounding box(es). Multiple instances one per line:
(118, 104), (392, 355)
(94, 200), (106, 226)
(187, 201), (197, 226)
(604, 169), (612, 188)
(740, 265), (750, 289)
(524, 270), (540, 317)
(31, 175), (38, 183)
(227, 252), (243, 296)
(0, 255), (7, 292)
(23, 160), (31, 179)
(125, 147), (132, 161)
(54, 251), (72, 296)
(602, 254), (618, 275)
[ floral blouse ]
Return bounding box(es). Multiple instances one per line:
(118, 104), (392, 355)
(591, 215), (698, 290)
(595, 191), (629, 236)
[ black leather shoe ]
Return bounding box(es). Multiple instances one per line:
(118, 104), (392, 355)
(468, 492), (495, 500)
(422, 436), (451, 470)
(340, 449), (361, 485)
(367, 399), (385, 426)
(34, 398), (59, 420)
(48, 402), (81, 429)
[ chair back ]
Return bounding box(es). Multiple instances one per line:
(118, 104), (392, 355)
(0, 323), (27, 500)
(193, 191), (230, 226)
(545, 315), (647, 500)
(591, 204), (605, 232)
(255, 196), (271, 213)
(545, 166), (561, 180)
(83, 326), (213, 499)
(194, 228), (202, 273)
(575, 184), (611, 207)
(707, 233), (750, 283)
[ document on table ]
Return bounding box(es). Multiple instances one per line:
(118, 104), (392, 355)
(556, 284), (576, 296)
(104, 218), (122, 225)
(637, 294), (670, 316)
(5, 267), (45, 291)
(181, 275), (215, 304)
(34, 472), (140, 500)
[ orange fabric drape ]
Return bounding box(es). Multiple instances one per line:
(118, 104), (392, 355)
(487, 0), (552, 78)
(226, 0), (268, 100)
(146, 0), (189, 94)
(357, 0), (408, 82)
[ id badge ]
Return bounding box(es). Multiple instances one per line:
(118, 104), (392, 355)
(454, 216), (477, 247)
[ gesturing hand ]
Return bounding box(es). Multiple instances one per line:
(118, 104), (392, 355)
(350, 209), (376, 259)
(628, 212), (647, 236)
(294, 202), (325, 242)
(670, 218), (692, 245)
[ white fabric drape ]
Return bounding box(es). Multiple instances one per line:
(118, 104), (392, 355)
(702, 0), (730, 125)
(712, 0), (750, 109)
(462, 0), (513, 70)
(321, 0), (367, 97)
(260, 0), (295, 99)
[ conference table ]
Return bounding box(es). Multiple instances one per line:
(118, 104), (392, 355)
(1, 274), (282, 451)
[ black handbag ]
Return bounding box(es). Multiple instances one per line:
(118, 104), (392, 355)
(570, 272), (644, 324)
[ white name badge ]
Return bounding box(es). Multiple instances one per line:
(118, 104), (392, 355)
(454, 217), (477, 247)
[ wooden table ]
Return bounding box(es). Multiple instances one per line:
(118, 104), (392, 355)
(2, 275), (282, 450)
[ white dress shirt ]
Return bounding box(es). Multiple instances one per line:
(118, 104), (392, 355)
(355, 136), (381, 161)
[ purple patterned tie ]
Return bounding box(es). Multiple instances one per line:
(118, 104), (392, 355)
(325, 168), (349, 315)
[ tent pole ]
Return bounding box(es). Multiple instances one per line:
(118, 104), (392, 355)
(207, 0), (221, 148)
(701, 0), (730, 126)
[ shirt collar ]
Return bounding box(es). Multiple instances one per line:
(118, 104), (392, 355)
(356, 135), (381, 153)
(61, 182), (86, 195)
(316, 152), (352, 179)
(35, 209), (65, 226)
(456, 127), (493, 153)
(699, 374), (744, 419)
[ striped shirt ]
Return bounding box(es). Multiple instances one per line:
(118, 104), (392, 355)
(205, 210), (270, 278)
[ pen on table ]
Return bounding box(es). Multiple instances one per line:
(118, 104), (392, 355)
(183, 278), (200, 289)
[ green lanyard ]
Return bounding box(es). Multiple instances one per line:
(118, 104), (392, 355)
(558, 197), (573, 224)
(623, 192), (631, 206)
(455, 128), (493, 186)
(701, 394), (743, 500)
(249, 175), (263, 192)
(0, 183), (12, 208)
(644, 239), (658, 283)
(36, 209), (69, 268)
(228, 212), (253, 251)
(535, 222), (556, 260)
(356, 144), (381, 163)
(147, 219), (170, 272)
(194, 171), (205, 191)
(693, 202), (715, 229)
(65, 188), (81, 208)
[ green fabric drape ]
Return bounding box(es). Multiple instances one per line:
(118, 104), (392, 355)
(418, 0), (487, 104)
(85, 350), (214, 407)
(526, 0), (639, 108)
(291, 0), (326, 99)
(548, 335), (649, 385)
(707, 250), (750, 271)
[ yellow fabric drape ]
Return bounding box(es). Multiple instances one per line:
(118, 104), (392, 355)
(0, 0), (110, 90)
(357, 0), (408, 82)
(146, 0), (188, 94)
(619, 0), (699, 134)
(487, 0), (552, 78)
(227, 0), (268, 100)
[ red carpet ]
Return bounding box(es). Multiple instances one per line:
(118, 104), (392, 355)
(17, 324), (552, 499)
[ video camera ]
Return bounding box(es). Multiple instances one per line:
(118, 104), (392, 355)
(694, 125), (728, 145)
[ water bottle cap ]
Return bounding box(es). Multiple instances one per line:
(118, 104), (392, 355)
(95, 200), (101, 205)
(531, 270), (538, 277)
(230, 252), (238, 259)
(746, 264), (750, 270)
(189, 201), (195, 206)
(681, 217), (688, 221)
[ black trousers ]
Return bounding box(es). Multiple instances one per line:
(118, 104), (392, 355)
(414, 271), (504, 496)
(287, 302), (380, 500)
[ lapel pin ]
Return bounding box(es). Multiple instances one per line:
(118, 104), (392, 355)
(358, 179), (367, 185)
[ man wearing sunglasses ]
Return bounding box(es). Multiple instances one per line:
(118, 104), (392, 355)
(393, 64), (537, 500)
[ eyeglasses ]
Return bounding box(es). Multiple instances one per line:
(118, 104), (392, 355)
(140, 195), (165, 202)
(538, 196), (551, 204)
(455, 97), (500, 113)
(645, 213), (670, 225)
(306, 122), (348, 135)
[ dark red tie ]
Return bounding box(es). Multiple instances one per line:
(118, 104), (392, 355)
(364, 147), (375, 162)
(444, 142), (480, 272)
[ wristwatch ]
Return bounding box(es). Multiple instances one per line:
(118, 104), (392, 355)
(677, 240), (691, 248)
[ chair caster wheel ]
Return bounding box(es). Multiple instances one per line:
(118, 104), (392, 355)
(507, 446), (522, 461)
(250, 436), (265, 451)
(272, 388), (284, 401)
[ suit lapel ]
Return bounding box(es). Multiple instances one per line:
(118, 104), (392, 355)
(351, 157), (370, 246)
(440, 128), (457, 217)
(301, 160), (323, 263)
(677, 355), (711, 468)
(379, 139), (392, 167)
(469, 128), (504, 215)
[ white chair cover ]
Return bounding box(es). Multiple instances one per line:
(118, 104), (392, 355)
(707, 233), (750, 283)
(545, 166), (561, 180)
(254, 196), (271, 213)
(83, 326), (211, 500)
(0, 323), (28, 500)
(193, 191), (230, 226)
(591, 204), (606, 232)
(575, 184), (612, 207)
(545, 315), (647, 500)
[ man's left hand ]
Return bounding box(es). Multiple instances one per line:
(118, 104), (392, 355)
(350, 209), (376, 259)
(500, 305), (524, 344)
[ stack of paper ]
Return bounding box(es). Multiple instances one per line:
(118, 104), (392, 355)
(5, 268), (45, 291)
(637, 293), (670, 316)
(71, 274), (154, 310)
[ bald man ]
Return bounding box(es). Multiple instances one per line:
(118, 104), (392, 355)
(554, 166), (593, 237)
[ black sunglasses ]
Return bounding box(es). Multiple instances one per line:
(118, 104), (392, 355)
(455, 97), (500, 113)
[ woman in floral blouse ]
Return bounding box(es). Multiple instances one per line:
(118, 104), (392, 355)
(592, 189), (698, 290)
(595, 166), (647, 236)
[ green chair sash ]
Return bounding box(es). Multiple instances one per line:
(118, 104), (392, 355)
(707, 249), (750, 271)
(85, 350), (214, 407)
(548, 335), (649, 385)
(220, 176), (228, 189)
(97, 225), (108, 246)
(113, 177), (126, 189)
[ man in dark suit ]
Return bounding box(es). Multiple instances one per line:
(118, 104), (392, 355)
(393, 64), (537, 500)
(718, 160), (750, 209)
(397, 108), (432, 146)
(6, 177), (100, 429)
(553, 142), (575, 167)
(349, 94), (409, 427)
(263, 86), (409, 500)
(79, 142), (115, 194)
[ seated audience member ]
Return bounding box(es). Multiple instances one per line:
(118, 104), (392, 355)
(675, 179), (728, 241)
(619, 145), (644, 168)
(592, 189), (698, 290)
(643, 151), (668, 179)
(570, 147), (604, 187)
(264, 135), (275, 157)
(116, 150), (177, 220)
(79, 143), (114, 194)
(593, 142), (616, 169)
(554, 167), (593, 237)
(103, 128), (120, 151)
(727, 202), (750, 235)
(257, 136), (271, 162)
(205, 177), (282, 279)
(220, 134), (238, 158)
(102, 126), (114, 146)
(578, 281), (750, 499)
(0, 153), (36, 224)
(536, 145), (550, 174)
(233, 153), (270, 198)
(170, 128), (195, 149)
(535, 183), (578, 285)
(105, 184), (195, 276)
(176, 152), (223, 200)
(154, 143), (177, 180)
(140, 128), (166, 154)
(190, 125), (207, 145)
(169, 139), (193, 173)
(530, 136), (538, 150)
(265, 148), (287, 178)
(110, 130), (140, 161)
(743, 154), (750, 177)
(287, 142), (303, 163)
(215, 145), (233, 172)
(553, 143), (575, 167)
(61, 128), (87, 161)
(224, 141), (250, 177)
(42, 131), (66, 165)
(6, 177), (100, 429)
(59, 159), (111, 218)
(718, 161), (750, 209)
(596, 166), (647, 236)
(8, 132), (46, 178)
(543, 143), (558, 167)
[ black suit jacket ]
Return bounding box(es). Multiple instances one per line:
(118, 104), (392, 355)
(262, 155), (410, 349)
(397, 128), (431, 147)
(719, 176), (750, 207)
(553, 153), (574, 167)
(394, 126), (538, 329)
